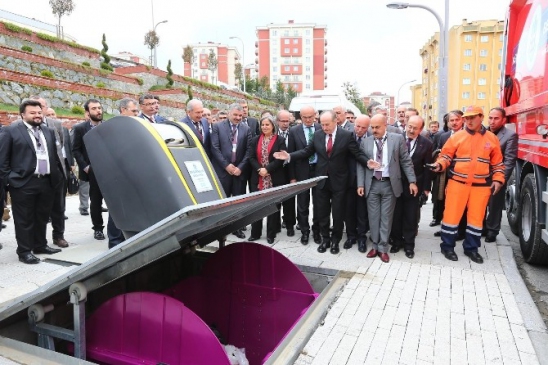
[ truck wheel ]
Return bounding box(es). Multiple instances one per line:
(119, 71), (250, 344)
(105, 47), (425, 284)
(505, 170), (519, 235)
(519, 174), (548, 264)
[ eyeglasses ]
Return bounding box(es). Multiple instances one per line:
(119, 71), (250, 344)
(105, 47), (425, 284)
(142, 102), (158, 107)
(131, 109), (139, 113)
(218, 116), (228, 120)
(346, 116), (356, 120)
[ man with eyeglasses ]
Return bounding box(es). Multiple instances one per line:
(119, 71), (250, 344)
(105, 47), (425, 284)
(138, 94), (166, 123)
(216, 111), (228, 123)
(119, 98), (140, 117)
(287, 106), (321, 245)
(345, 110), (356, 124)
(333, 105), (354, 132)
(276, 110), (296, 237)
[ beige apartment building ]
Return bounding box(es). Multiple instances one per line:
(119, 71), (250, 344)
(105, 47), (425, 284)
(415, 19), (504, 123)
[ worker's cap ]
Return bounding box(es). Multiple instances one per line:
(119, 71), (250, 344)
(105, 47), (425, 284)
(462, 105), (483, 117)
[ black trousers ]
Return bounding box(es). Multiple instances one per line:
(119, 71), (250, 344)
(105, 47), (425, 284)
(281, 196), (296, 229)
(107, 214), (125, 248)
(88, 169), (104, 231)
(221, 175), (246, 198)
(296, 165), (319, 234)
(391, 190), (421, 251)
(316, 178), (346, 242)
(11, 176), (55, 255)
(485, 184), (506, 236)
(251, 204), (281, 239)
(345, 187), (369, 240)
(50, 177), (66, 239)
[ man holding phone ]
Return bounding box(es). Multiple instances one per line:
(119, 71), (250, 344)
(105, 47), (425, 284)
(429, 106), (505, 264)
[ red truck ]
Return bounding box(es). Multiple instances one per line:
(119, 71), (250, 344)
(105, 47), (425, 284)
(503, 0), (548, 263)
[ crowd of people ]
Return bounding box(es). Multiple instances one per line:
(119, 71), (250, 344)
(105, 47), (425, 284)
(0, 95), (517, 266)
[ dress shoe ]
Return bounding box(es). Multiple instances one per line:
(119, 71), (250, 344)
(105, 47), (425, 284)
(248, 236), (260, 242)
(296, 223), (301, 231)
(330, 241), (340, 254)
(313, 232), (321, 244)
(1, 224), (5, 229)
(287, 227), (295, 237)
(53, 238), (69, 248)
(441, 249), (458, 261)
(80, 210), (89, 216)
(357, 239), (367, 253)
(485, 235), (497, 243)
(434, 231), (441, 237)
(405, 250), (415, 259)
(19, 253), (40, 264)
(390, 245), (401, 253)
(232, 230), (245, 239)
(267, 237), (275, 244)
(101, 207), (108, 212)
(317, 238), (331, 253)
(64, 215), (68, 220)
(429, 220), (441, 227)
(94, 230), (105, 240)
(464, 251), (484, 264)
(343, 238), (356, 249)
(379, 253), (390, 263)
(366, 249), (378, 258)
(301, 232), (310, 245)
(282, 222), (286, 229)
(33, 245), (61, 255)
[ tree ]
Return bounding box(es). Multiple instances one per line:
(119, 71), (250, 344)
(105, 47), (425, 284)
(342, 81), (366, 114)
(100, 34), (113, 71)
(182, 45), (195, 77)
(166, 60), (174, 88)
(144, 30), (160, 66)
(274, 80), (286, 105)
(234, 62), (243, 89)
(207, 49), (218, 85)
(49, 0), (75, 39)
(286, 85), (298, 107)
(186, 85), (193, 104)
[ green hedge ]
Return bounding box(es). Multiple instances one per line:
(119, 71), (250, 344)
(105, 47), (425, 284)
(40, 70), (54, 78)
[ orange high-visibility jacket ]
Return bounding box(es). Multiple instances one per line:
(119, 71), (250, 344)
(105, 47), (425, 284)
(436, 127), (505, 186)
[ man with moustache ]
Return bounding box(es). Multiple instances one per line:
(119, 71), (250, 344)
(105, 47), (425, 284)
(274, 111), (369, 255)
(344, 114), (371, 253)
(357, 114), (418, 263)
(390, 115), (433, 258)
(72, 99), (106, 240)
(287, 105), (321, 245)
(0, 99), (64, 264)
(277, 109), (296, 237)
(138, 94), (166, 123)
(181, 99), (211, 156)
(395, 105), (407, 132)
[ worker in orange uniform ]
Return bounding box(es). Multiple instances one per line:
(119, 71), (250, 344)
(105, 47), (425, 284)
(430, 106), (505, 264)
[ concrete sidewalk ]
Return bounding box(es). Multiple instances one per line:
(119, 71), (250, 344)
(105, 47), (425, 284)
(0, 196), (546, 364)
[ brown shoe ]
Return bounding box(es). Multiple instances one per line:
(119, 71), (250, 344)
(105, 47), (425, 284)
(53, 238), (69, 248)
(379, 253), (390, 263)
(366, 249), (378, 258)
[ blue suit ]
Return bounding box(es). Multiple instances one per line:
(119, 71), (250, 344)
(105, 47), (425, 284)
(180, 116), (211, 157)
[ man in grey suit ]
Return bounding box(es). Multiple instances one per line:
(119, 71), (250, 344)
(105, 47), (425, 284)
(211, 103), (252, 239)
(357, 114), (418, 263)
(485, 107), (518, 242)
(333, 105), (354, 131)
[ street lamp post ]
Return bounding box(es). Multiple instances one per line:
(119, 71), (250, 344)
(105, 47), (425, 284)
(229, 36), (246, 93)
(387, 1), (449, 124)
(153, 20), (168, 68)
(397, 79), (417, 106)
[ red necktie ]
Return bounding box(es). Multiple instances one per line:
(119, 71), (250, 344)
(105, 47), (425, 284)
(326, 134), (333, 157)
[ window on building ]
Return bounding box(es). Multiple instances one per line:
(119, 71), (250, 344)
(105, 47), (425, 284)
(464, 49), (472, 56)
(283, 58), (290, 64)
(305, 75), (310, 80)
(293, 38), (298, 44)
(480, 35), (489, 42)
(498, 63), (501, 70)
(306, 39), (311, 45)
(479, 64), (487, 71)
(499, 35), (503, 42)
(306, 47), (310, 54)
(201, 62), (206, 67)
(499, 48), (503, 56)
(284, 39), (289, 44)
(284, 30), (289, 36)
(464, 35), (472, 42)
(462, 92), (470, 99)
(284, 48), (290, 53)
(273, 66), (278, 72)
(463, 63), (471, 71)
(293, 48), (298, 53)
(284, 66), (290, 71)
(463, 78), (471, 85)
(306, 84), (311, 90)
(293, 66), (298, 71)
(306, 29), (311, 35)
(480, 49), (488, 57)
(273, 75), (278, 81)
(284, 75), (289, 81)
(273, 30), (277, 36)
(273, 57), (278, 63)
(478, 78), (487, 85)
(293, 58), (300, 64)
(305, 66), (311, 71)
(293, 75), (299, 81)
(478, 92), (486, 99)
(306, 57), (310, 62)
(293, 83), (299, 88)
(294, 30), (299, 36)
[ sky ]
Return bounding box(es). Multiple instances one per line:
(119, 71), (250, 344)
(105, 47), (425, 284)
(1, 0), (507, 103)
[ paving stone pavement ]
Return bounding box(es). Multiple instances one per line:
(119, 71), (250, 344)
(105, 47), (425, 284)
(0, 196), (545, 364)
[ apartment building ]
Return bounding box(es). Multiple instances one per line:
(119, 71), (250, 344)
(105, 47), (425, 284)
(417, 19), (504, 122)
(183, 42), (240, 86)
(255, 20), (327, 93)
(363, 92), (395, 122)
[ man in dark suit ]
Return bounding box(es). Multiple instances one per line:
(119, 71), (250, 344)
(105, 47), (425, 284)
(138, 94), (166, 123)
(390, 115), (433, 258)
(287, 106), (321, 245)
(181, 99), (211, 156)
(274, 110), (369, 254)
(210, 103), (252, 239)
(333, 105), (354, 132)
(276, 110), (296, 237)
(31, 96), (72, 248)
(0, 99), (64, 264)
(344, 115), (371, 253)
(485, 107), (518, 242)
(72, 99), (106, 241)
(239, 99), (259, 137)
(357, 114), (418, 263)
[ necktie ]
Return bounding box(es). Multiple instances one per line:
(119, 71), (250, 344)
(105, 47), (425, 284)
(308, 127), (315, 163)
(242, 118), (248, 126)
(32, 127), (47, 175)
(194, 122), (203, 142)
(326, 134), (333, 157)
(357, 136), (363, 145)
(375, 138), (384, 180)
(406, 137), (411, 152)
(231, 124), (237, 163)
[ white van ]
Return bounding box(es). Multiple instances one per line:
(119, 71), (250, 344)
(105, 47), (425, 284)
(288, 91), (362, 117)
